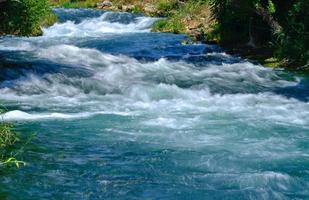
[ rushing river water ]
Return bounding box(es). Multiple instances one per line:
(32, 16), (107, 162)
(0, 9), (309, 200)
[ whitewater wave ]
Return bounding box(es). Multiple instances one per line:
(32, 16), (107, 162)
(43, 11), (157, 37)
(1, 44), (308, 125)
(1, 82), (309, 126)
(36, 44), (298, 91)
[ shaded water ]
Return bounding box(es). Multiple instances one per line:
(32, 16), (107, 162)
(0, 9), (309, 200)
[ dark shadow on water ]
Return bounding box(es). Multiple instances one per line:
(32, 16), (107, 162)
(0, 52), (93, 83)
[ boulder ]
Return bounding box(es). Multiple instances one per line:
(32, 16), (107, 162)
(186, 20), (203, 30)
(144, 4), (158, 15)
(97, 0), (112, 9)
(188, 28), (206, 43)
(122, 5), (135, 12)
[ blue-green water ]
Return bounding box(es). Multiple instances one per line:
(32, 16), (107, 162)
(0, 9), (309, 200)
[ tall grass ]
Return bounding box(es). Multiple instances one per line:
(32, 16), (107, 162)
(50, 0), (99, 8)
(0, 107), (25, 168)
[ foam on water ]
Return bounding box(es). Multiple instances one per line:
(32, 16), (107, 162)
(0, 40), (35, 51)
(43, 12), (157, 37)
(0, 45), (309, 125)
(1, 44), (308, 127)
(1, 110), (130, 121)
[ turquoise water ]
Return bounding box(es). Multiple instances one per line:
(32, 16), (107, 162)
(0, 9), (309, 199)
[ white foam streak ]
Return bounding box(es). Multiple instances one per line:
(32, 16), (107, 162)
(1, 110), (131, 121)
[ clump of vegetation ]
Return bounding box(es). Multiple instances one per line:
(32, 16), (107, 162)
(0, 0), (57, 36)
(152, 1), (215, 37)
(155, 0), (179, 15)
(273, 0), (309, 68)
(152, 15), (185, 33)
(50, 0), (98, 8)
(0, 107), (25, 168)
(41, 12), (59, 27)
(211, 0), (309, 68)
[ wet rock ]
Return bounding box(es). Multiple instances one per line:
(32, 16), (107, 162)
(122, 5), (135, 12)
(144, 4), (158, 15)
(188, 28), (206, 43)
(97, 0), (112, 9)
(183, 17), (203, 31)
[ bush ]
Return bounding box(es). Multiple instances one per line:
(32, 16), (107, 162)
(210, 0), (309, 68)
(0, 0), (55, 36)
(274, 0), (309, 67)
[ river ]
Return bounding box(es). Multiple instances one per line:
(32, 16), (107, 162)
(0, 9), (308, 200)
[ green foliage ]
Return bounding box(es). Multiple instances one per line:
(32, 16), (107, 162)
(274, 0), (309, 67)
(152, 19), (168, 31)
(130, 5), (144, 14)
(50, 0), (98, 8)
(155, 0), (179, 15)
(152, 0), (214, 35)
(210, 0), (309, 68)
(0, 0), (56, 36)
(267, 0), (275, 14)
(40, 12), (59, 27)
(152, 14), (186, 33)
(211, 0), (256, 44)
(0, 107), (25, 168)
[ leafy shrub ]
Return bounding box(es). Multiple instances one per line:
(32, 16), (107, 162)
(0, 0), (55, 36)
(274, 0), (309, 67)
(210, 0), (309, 68)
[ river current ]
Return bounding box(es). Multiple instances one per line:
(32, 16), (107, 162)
(0, 9), (308, 200)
